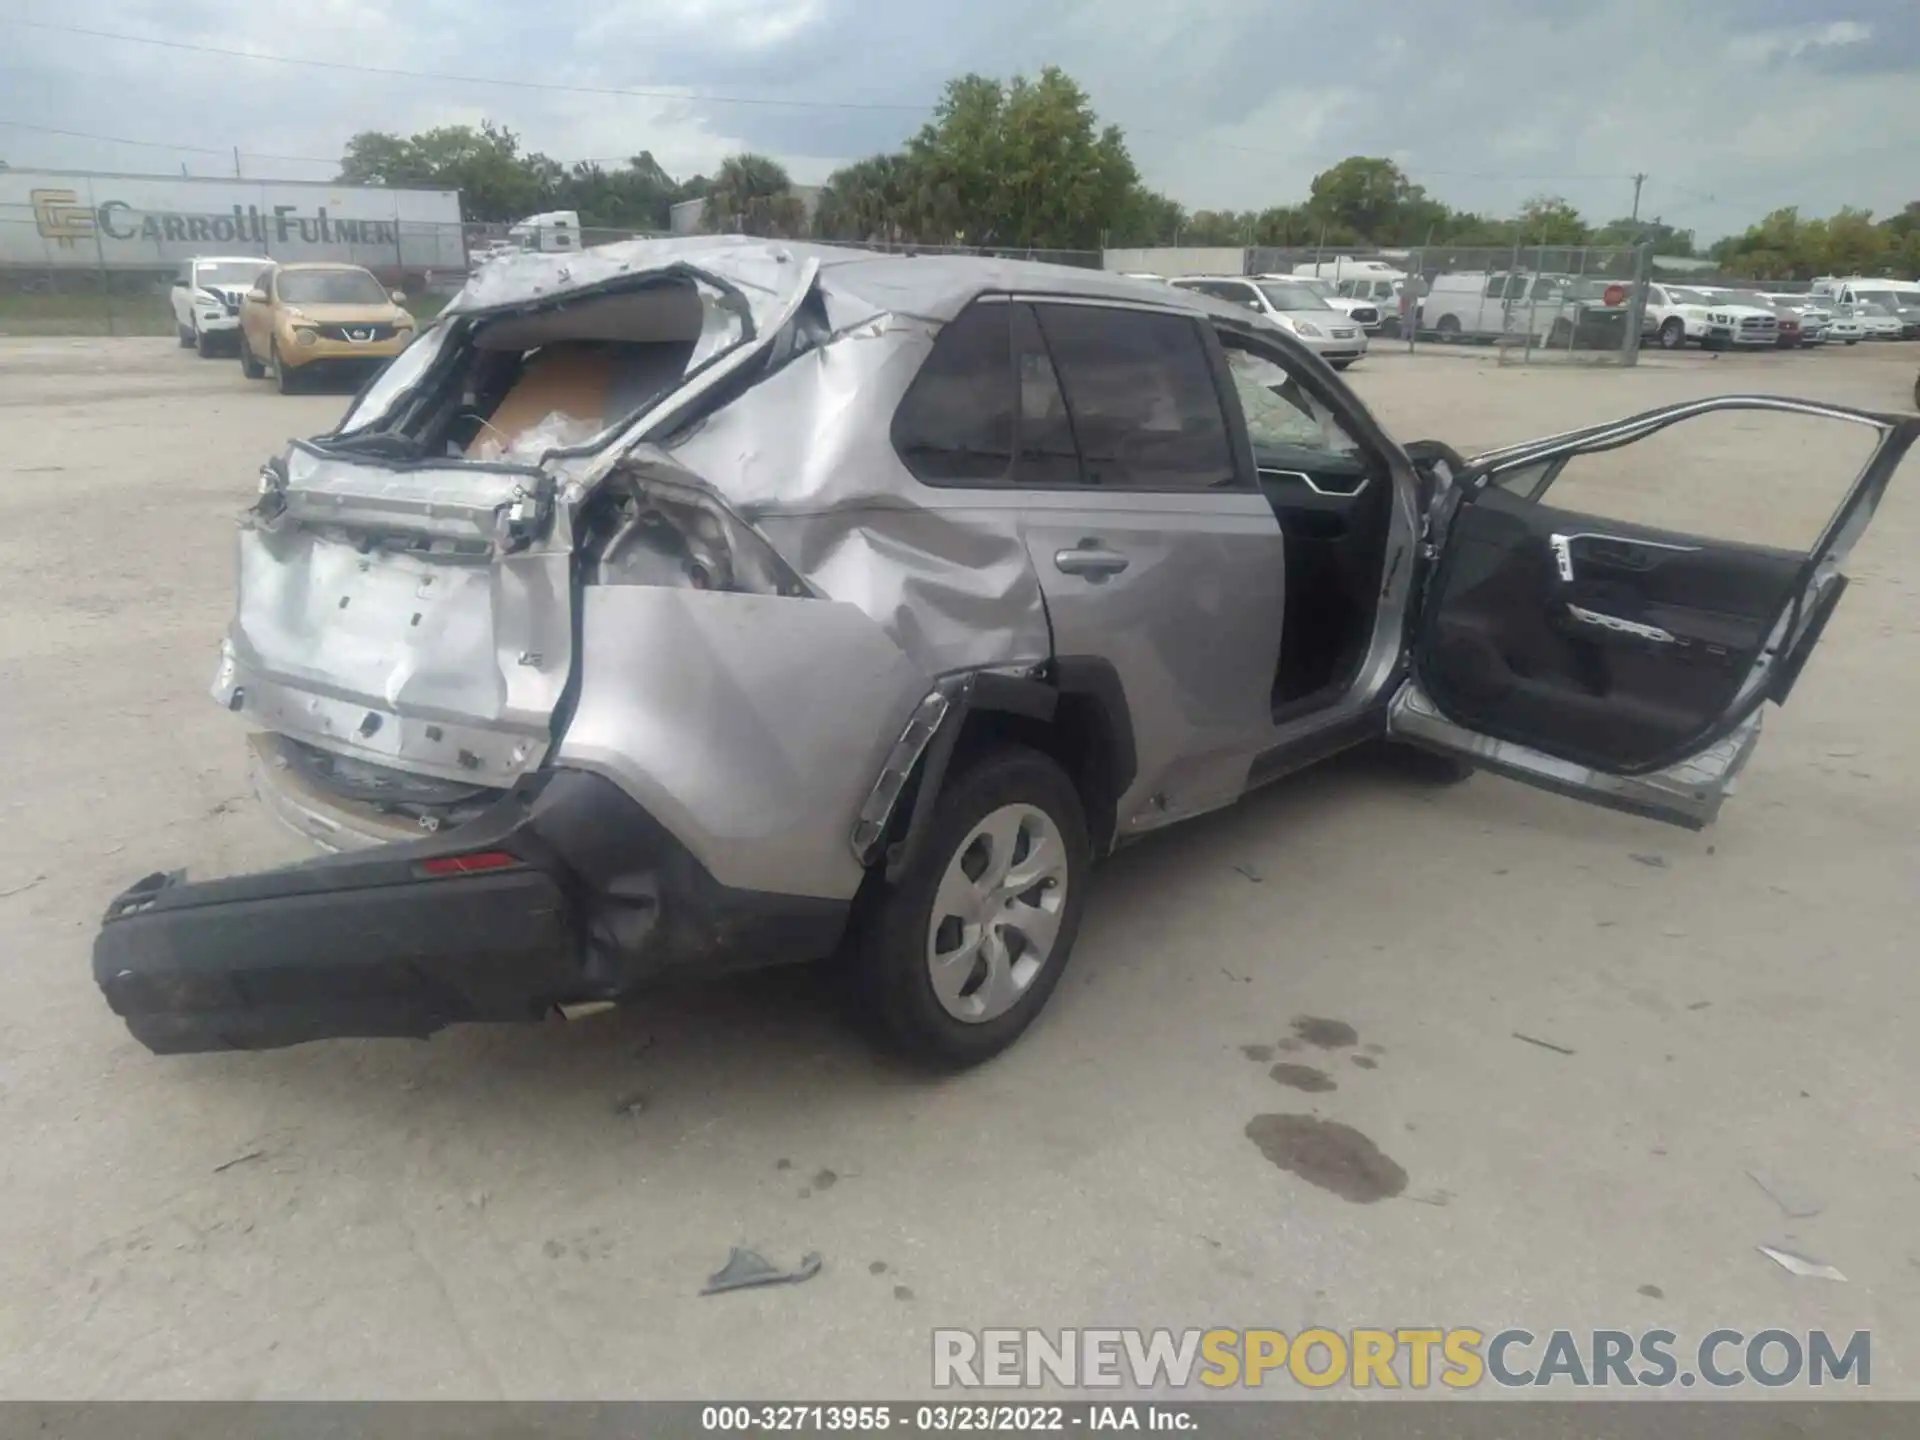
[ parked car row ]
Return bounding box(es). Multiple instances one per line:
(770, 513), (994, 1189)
(1396, 270), (1915, 354)
(170, 254), (418, 391)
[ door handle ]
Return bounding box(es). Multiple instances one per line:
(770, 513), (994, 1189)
(1550, 531), (1700, 582)
(1053, 540), (1130, 581)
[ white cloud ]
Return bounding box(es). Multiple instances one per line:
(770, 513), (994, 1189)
(4, 0), (1916, 237)
(1729, 18), (1873, 64)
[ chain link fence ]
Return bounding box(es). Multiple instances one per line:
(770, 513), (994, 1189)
(1239, 243), (1654, 364)
(1399, 243), (1652, 365)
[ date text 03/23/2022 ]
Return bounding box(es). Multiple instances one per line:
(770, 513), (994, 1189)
(701, 1404), (1194, 1431)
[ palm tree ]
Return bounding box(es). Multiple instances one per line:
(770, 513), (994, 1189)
(815, 154), (912, 243)
(702, 153), (806, 238)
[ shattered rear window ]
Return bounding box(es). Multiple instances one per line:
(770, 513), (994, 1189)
(333, 275), (752, 457)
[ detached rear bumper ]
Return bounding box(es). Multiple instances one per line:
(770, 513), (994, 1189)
(93, 769), (850, 1054)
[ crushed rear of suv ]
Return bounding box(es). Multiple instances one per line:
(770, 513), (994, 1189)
(93, 239), (1920, 1066)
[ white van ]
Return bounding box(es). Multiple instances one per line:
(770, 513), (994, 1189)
(1809, 277), (1920, 338)
(1291, 259), (1412, 333)
(1422, 270), (1631, 348)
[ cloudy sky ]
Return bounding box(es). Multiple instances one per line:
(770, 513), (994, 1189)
(3, 0), (1915, 239)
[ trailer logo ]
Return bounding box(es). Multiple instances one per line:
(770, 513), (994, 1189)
(27, 190), (401, 249)
(30, 189), (96, 247)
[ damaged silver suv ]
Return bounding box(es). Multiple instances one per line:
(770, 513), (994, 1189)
(94, 239), (1918, 1065)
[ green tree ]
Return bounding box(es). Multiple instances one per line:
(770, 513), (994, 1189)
(345, 122), (559, 222)
(1822, 206), (1888, 274)
(1105, 186), (1187, 247)
(905, 67), (1139, 247)
(1181, 210), (1251, 245)
(813, 153), (913, 242)
(701, 153), (807, 237)
(1305, 157), (1431, 241)
(1514, 194), (1590, 246)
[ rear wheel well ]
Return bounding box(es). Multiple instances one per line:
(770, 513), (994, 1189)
(950, 695), (1122, 856)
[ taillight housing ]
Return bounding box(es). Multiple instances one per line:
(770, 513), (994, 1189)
(416, 850), (523, 878)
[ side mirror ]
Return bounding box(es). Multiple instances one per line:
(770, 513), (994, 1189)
(247, 287), (268, 304)
(390, 289), (407, 304)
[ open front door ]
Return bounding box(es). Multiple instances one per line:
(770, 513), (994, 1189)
(1389, 395), (1919, 828)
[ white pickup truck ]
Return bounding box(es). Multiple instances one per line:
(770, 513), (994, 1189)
(169, 255), (273, 357)
(1642, 283), (1778, 351)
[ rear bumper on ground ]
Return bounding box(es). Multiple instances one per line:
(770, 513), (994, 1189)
(92, 768), (850, 1054)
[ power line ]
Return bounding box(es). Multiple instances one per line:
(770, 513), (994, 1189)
(0, 116), (719, 174)
(4, 19), (934, 113)
(0, 117), (336, 164)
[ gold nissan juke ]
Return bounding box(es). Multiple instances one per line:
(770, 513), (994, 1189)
(238, 262), (416, 394)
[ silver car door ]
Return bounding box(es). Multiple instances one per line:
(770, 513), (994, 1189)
(1390, 395), (1920, 827)
(1011, 298), (1284, 838)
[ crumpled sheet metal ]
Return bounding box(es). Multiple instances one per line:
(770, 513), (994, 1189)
(664, 315), (1050, 677)
(443, 236), (823, 331)
(440, 234), (1183, 337)
(555, 585), (929, 899)
(339, 239), (1091, 680)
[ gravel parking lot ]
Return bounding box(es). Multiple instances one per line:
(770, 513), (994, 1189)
(3, 336), (1917, 1399)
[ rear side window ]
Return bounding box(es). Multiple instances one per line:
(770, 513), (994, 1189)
(1029, 303), (1236, 490)
(890, 301), (1014, 484)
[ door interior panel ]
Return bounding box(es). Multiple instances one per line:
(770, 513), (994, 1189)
(1255, 442), (1390, 707)
(1419, 485), (1803, 771)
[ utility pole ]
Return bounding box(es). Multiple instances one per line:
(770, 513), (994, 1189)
(233, 146), (243, 179)
(1630, 172), (1647, 223)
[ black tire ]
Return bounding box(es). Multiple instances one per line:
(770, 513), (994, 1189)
(850, 745), (1091, 1069)
(1436, 315), (1461, 342)
(1548, 317), (1574, 348)
(195, 327), (219, 358)
(176, 322), (194, 349)
(1374, 741), (1475, 786)
(239, 332), (265, 379)
(1912, 369), (1919, 412)
(1658, 318), (1686, 351)
(272, 340), (299, 394)
(1331, 359), (1353, 371)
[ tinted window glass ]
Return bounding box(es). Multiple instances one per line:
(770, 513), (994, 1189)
(1011, 304), (1082, 487)
(1483, 275), (1507, 299)
(1031, 303), (1236, 490)
(890, 301), (1014, 484)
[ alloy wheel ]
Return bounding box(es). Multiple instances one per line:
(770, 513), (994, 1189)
(925, 803), (1069, 1023)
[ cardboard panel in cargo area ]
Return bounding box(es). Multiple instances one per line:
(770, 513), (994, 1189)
(472, 343), (614, 458)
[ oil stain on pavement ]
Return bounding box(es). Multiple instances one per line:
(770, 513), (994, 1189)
(1291, 1016), (1359, 1049)
(1268, 1063), (1338, 1093)
(1244, 1114), (1408, 1203)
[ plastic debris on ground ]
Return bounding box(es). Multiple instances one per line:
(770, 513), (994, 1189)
(700, 1247), (824, 1296)
(1756, 1245), (1847, 1282)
